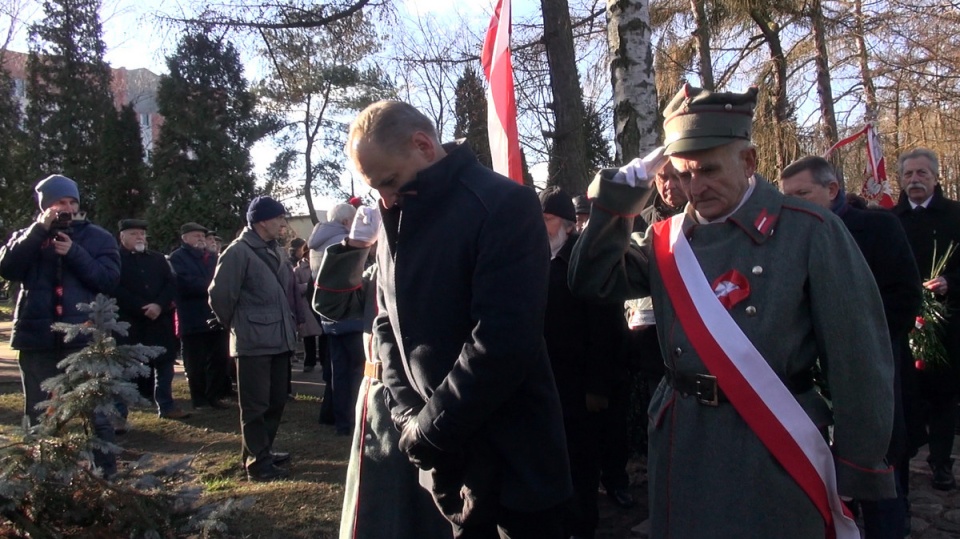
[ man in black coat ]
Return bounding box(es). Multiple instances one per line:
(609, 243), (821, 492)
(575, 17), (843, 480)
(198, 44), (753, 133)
(540, 187), (625, 538)
(111, 219), (189, 420)
(891, 148), (960, 492)
(169, 222), (230, 410)
(346, 100), (572, 538)
(781, 156), (923, 538)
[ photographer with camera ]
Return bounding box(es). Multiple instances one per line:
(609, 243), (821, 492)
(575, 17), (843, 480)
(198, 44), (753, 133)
(169, 222), (230, 411)
(0, 174), (120, 476)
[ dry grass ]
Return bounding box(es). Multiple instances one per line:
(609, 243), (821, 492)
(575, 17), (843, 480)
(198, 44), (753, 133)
(0, 379), (350, 538)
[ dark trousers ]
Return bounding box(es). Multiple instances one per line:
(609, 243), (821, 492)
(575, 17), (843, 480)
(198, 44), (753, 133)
(328, 332), (364, 434)
(451, 502), (566, 539)
(564, 414), (602, 537)
(919, 389), (958, 466)
(860, 466), (906, 539)
(237, 352), (290, 470)
(18, 349), (117, 475)
(181, 330), (229, 407)
(303, 333), (327, 368)
(599, 378), (631, 493)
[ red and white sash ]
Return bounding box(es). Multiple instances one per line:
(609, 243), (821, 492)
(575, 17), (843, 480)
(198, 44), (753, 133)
(653, 214), (858, 539)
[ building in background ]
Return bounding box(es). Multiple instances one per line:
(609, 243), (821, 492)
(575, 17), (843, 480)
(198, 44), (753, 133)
(1, 50), (163, 158)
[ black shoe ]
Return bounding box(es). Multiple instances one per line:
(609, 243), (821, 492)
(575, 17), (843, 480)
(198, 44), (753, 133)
(208, 399), (232, 410)
(932, 464), (956, 490)
(247, 464), (290, 482)
(302, 365), (315, 373)
(271, 451), (291, 465)
(607, 488), (636, 508)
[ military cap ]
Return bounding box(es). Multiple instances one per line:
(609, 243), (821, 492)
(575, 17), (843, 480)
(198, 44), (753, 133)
(663, 83), (759, 155)
(118, 219), (148, 232)
(179, 222), (209, 235)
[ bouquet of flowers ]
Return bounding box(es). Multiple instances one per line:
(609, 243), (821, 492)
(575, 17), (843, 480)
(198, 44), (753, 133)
(911, 241), (956, 370)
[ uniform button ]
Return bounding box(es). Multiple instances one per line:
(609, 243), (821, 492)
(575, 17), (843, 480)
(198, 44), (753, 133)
(745, 306), (757, 316)
(674, 347), (682, 357)
(752, 266), (763, 275)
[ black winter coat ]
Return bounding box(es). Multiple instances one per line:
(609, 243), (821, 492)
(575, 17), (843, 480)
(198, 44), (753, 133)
(544, 233), (625, 418)
(375, 143), (572, 512)
(0, 220), (120, 350)
(111, 248), (178, 361)
(893, 186), (960, 388)
(169, 243), (217, 336)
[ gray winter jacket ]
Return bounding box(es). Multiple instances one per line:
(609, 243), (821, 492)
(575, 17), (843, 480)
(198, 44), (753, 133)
(209, 228), (298, 357)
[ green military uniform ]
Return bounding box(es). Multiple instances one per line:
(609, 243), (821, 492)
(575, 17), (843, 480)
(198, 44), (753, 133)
(569, 84), (895, 538)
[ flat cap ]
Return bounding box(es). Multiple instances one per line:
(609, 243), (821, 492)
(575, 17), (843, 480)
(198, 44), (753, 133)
(663, 83), (759, 155)
(180, 222), (209, 235)
(573, 195), (591, 215)
(118, 219), (148, 231)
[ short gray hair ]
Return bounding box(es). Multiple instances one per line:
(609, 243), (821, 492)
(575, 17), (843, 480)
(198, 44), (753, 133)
(327, 203), (357, 224)
(898, 148), (939, 178)
(781, 156), (838, 188)
(347, 100), (440, 159)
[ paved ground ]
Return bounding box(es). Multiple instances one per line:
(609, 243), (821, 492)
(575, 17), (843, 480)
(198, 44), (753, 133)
(4, 318), (960, 536)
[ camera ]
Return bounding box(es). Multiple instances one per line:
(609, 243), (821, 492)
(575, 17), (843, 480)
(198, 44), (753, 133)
(51, 211), (72, 231)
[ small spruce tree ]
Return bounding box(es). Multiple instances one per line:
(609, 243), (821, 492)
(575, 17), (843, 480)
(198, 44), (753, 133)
(0, 294), (182, 537)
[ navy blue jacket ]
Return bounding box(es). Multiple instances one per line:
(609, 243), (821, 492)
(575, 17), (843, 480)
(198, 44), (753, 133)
(0, 220), (120, 350)
(169, 243), (217, 336)
(376, 142), (572, 511)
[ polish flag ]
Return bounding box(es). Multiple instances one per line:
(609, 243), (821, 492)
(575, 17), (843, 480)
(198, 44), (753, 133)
(481, 0), (523, 184)
(863, 124), (895, 208)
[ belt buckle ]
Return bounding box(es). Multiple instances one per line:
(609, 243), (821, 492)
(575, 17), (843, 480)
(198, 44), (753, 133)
(695, 374), (719, 406)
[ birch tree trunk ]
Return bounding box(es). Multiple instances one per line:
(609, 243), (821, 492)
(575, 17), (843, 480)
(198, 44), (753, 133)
(541, 0), (589, 194)
(606, 0), (659, 164)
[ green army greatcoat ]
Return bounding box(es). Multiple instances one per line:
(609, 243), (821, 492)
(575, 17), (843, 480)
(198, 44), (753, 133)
(569, 176), (895, 538)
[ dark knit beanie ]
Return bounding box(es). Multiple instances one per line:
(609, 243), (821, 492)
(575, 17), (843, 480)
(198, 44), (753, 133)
(35, 174), (80, 210)
(246, 196), (287, 225)
(573, 195), (592, 215)
(539, 186), (576, 222)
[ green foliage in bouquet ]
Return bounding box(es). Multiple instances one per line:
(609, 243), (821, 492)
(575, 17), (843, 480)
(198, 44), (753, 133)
(911, 241), (957, 370)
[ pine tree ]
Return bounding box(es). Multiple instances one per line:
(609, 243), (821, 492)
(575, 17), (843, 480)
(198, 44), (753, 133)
(0, 65), (30, 238)
(453, 66), (492, 169)
(0, 295), (177, 536)
(257, 16), (393, 224)
(148, 32), (260, 250)
(97, 103), (147, 234)
(583, 101), (612, 172)
(24, 0), (115, 218)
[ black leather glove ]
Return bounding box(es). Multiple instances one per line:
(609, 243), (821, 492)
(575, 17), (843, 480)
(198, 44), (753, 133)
(398, 420), (444, 470)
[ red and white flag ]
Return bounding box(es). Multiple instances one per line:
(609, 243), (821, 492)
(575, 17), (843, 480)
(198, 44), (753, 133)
(823, 124), (894, 208)
(862, 124), (894, 208)
(480, 0), (523, 184)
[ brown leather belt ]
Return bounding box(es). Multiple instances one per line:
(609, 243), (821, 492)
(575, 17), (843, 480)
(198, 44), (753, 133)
(363, 361), (382, 381)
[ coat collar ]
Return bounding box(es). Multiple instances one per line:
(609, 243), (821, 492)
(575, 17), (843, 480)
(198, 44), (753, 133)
(681, 176), (783, 245)
(397, 141), (478, 208)
(893, 185), (947, 215)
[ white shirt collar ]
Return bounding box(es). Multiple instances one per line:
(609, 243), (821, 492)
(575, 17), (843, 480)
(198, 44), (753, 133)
(909, 195), (934, 209)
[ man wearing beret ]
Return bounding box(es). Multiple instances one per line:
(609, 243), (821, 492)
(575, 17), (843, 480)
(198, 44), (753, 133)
(111, 219), (190, 421)
(169, 222), (230, 410)
(0, 174), (120, 476)
(569, 84), (895, 537)
(209, 196), (300, 482)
